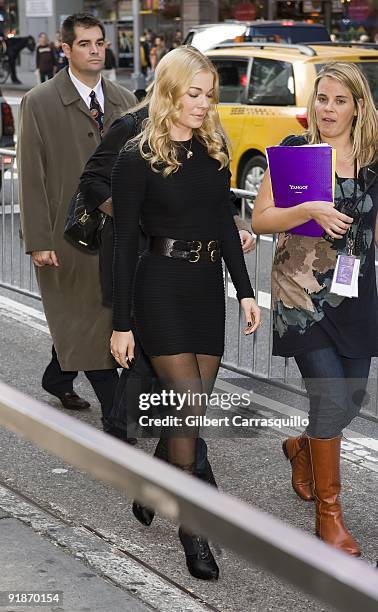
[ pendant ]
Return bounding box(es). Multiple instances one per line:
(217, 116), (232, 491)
(187, 150), (193, 159)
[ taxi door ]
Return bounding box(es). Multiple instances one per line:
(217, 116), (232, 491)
(210, 57), (251, 183)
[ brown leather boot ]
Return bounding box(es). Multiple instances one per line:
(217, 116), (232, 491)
(307, 435), (361, 556)
(282, 434), (314, 501)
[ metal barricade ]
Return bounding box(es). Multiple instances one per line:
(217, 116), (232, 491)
(0, 148), (40, 299)
(0, 152), (376, 419)
(0, 382), (377, 612)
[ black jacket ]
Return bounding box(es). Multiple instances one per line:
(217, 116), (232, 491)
(79, 105), (243, 305)
(80, 106), (148, 212)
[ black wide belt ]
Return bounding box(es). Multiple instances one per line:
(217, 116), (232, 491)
(149, 237), (220, 263)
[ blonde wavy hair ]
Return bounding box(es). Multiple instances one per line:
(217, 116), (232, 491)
(129, 46), (229, 176)
(306, 62), (377, 167)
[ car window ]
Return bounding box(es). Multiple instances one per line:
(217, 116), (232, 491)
(184, 31), (194, 45)
(316, 62), (378, 108)
(248, 58), (295, 106)
(211, 59), (249, 103)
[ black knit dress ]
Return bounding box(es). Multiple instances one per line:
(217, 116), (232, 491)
(111, 136), (254, 357)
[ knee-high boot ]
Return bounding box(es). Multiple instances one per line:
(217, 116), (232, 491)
(282, 434), (314, 501)
(307, 435), (360, 556)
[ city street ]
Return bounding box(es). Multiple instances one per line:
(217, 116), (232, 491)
(1, 73), (378, 611)
(0, 283), (378, 612)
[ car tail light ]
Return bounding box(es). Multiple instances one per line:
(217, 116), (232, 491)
(296, 112), (308, 129)
(234, 35), (244, 42)
(282, 20), (294, 26)
(1, 101), (15, 137)
(240, 74), (247, 88)
(2, 156), (12, 164)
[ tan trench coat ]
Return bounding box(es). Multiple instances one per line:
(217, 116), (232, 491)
(18, 68), (136, 371)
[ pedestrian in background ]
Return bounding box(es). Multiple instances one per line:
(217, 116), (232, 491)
(149, 35), (168, 73)
(35, 32), (55, 82)
(53, 30), (68, 73)
(253, 62), (377, 556)
(103, 40), (116, 82)
(18, 13), (136, 435)
(110, 46), (261, 580)
(139, 36), (149, 76)
(172, 28), (183, 49)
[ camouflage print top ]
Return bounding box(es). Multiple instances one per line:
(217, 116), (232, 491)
(272, 172), (378, 358)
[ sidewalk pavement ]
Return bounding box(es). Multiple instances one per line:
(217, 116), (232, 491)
(1, 68), (136, 95)
(0, 510), (151, 612)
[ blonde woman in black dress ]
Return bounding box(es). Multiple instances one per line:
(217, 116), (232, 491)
(110, 46), (261, 580)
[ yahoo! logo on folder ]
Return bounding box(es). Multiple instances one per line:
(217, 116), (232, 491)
(289, 184), (308, 190)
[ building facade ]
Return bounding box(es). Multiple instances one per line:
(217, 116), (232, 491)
(10, 0), (378, 71)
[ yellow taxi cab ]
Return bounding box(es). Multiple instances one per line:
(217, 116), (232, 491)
(205, 43), (377, 207)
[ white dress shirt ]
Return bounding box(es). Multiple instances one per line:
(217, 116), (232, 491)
(68, 67), (104, 111)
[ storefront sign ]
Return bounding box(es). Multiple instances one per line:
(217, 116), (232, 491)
(302, 1), (344, 13)
(25, 0), (53, 17)
(348, 0), (370, 21)
(234, 2), (257, 21)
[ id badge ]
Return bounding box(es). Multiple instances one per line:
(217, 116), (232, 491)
(330, 254), (360, 298)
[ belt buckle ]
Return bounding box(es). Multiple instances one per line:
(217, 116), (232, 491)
(78, 211), (90, 225)
(189, 251), (200, 263)
(189, 240), (202, 263)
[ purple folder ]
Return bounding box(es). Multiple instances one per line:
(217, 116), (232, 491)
(266, 145), (334, 237)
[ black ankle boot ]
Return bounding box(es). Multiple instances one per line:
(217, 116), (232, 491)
(132, 502), (155, 526)
(179, 527), (219, 580)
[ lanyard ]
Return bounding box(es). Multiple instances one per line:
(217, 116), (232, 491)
(336, 160), (358, 255)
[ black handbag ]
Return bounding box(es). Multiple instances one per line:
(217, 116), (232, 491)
(64, 190), (106, 253)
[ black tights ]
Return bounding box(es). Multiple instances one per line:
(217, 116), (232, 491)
(150, 353), (221, 471)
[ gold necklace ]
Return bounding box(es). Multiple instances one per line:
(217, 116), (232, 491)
(179, 137), (193, 159)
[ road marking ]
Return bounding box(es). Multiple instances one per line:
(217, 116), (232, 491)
(1, 204), (20, 214)
(215, 379), (378, 473)
(1, 170), (18, 178)
(0, 294), (48, 334)
(0, 294), (45, 320)
(226, 275), (271, 308)
(5, 96), (22, 105)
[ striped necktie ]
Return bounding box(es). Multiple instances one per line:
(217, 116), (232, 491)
(89, 90), (104, 137)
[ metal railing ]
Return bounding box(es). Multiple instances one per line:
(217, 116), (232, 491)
(0, 148), (40, 299)
(0, 151), (377, 419)
(0, 382), (377, 612)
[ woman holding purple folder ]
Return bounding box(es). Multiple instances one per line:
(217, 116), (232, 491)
(253, 62), (377, 556)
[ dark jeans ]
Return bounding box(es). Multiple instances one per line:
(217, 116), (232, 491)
(40, 70), (54, 82)
(42, 345), (121, 436)
(295, 347), (371, 439)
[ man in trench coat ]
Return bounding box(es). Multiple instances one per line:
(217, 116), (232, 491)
(18, 13), (136, 434)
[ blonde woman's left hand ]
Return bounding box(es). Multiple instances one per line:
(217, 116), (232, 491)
(240, 297), (261, 335)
